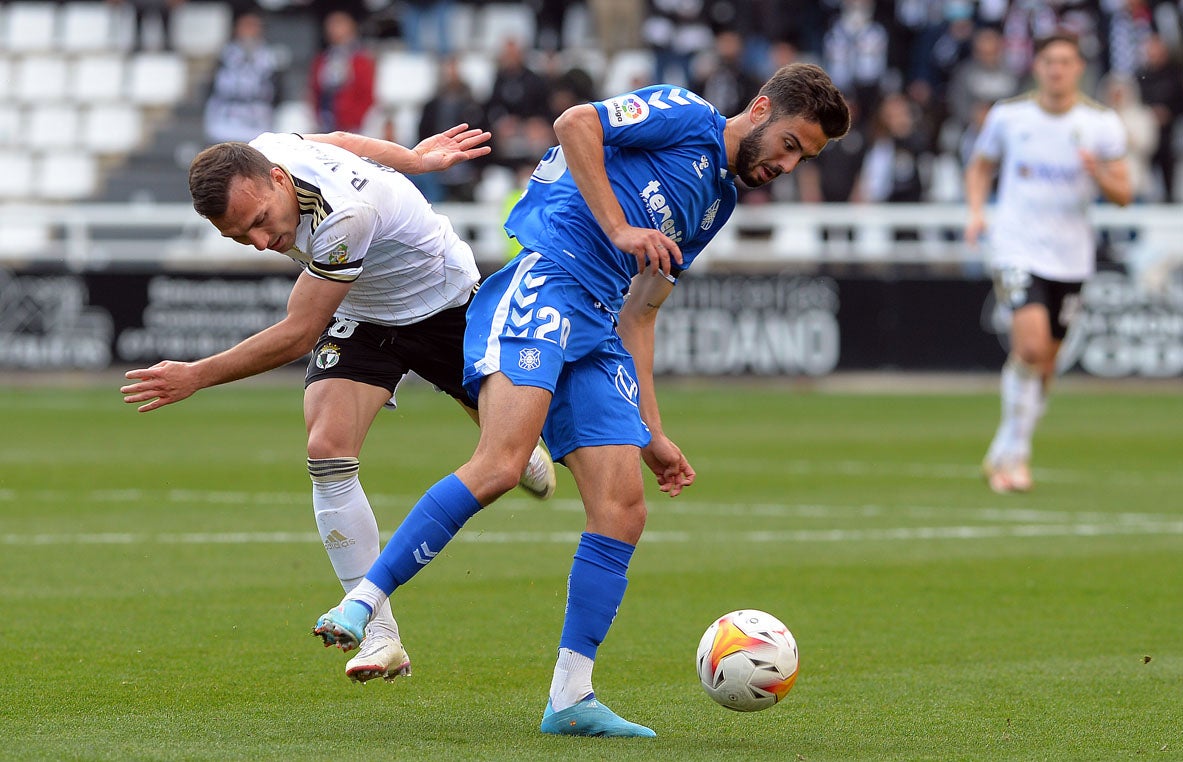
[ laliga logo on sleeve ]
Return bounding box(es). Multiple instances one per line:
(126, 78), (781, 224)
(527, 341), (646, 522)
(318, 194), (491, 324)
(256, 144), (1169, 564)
(605, 94), (649, 127)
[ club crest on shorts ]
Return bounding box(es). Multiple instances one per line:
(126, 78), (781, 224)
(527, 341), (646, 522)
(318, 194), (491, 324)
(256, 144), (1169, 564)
(518, 347), (542, 371)
(316, 342), (341, 369)
(614, 364), (639, 407)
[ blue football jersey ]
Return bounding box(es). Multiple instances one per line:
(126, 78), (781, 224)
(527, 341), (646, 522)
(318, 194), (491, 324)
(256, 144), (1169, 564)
(504, 85), (737, 311)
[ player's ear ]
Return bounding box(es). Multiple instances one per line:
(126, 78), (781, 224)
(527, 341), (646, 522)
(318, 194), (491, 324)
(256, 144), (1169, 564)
(748, 95), (772, 127)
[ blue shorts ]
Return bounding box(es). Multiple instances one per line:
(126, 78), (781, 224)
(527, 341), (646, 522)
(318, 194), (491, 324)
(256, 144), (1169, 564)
(463, 252), (651, 461)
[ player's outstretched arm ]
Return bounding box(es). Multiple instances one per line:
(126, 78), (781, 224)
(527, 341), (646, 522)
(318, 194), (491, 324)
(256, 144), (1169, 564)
(120, 272), (349, 412)
(304, 125), (491, 175)
(617, 269), (696, 496)
(963, 155), (997, 246)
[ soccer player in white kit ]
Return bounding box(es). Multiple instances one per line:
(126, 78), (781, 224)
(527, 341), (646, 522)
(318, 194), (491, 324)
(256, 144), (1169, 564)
(120, 126), (556, 681)
(965, 32), (1132, 493)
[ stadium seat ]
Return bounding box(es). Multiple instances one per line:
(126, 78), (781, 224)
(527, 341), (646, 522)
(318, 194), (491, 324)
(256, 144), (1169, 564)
(0, 57), (11, 102)
(69, 54), (128, 103)
(81, 104), (143, 154)
(273, 100), (315, 136)
(128, 52), (187, 106)
(15, 55), (70, 103)
(475, 3), (536, 52)
(457, 51), (496, 102)
(2, 2), (59, 53)
(60, 1), (121, 53)
(0, 150), (37, 200)
(0, 105), (20, 147)
(375, 51), (438, 109)
(26, 104), (82, 150)
(35, 151), (99, 200)
(169, 2), (232, 58)
(600, 49), (656, 97)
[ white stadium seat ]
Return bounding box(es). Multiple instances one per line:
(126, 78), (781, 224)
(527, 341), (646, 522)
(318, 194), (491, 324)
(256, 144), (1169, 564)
(273, 100), (315, 136)
(0, 150), (37, 200)
(35, 151), (99, 200)
(81, 104), (143, 154)
(0, 219), (51, 254)
(169, 2), (232, 58)
(3, 2), (59, 53)
(457, 51), (496, 102)
(601, 49), (656, 97)
(0, 57), (11, 102)
(0, 106), (21, 147)
(15, 56), (70, 103)
(128, 52), (187, 106)
(60, 1), (121, 53)
(375, 50), (438, 109)
(26, 104), (81, 150)
(475, 3), (536, 53)
(70, 54), (128, 103)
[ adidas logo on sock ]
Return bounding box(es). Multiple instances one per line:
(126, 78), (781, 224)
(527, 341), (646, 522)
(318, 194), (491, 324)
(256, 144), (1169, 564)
(323, 529), (356, 550)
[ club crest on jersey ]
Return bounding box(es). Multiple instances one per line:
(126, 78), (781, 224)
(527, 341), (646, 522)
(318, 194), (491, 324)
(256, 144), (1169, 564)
(518, 347), (542, 371)
(605, 94), (649, 127)
(316, 343), (341, 369)
(328, 242), (349, 265)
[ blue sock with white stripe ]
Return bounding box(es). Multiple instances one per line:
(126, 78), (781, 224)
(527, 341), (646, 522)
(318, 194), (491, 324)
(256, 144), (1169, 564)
(364, 474), (481, 594)
(558, 532), (635, 659)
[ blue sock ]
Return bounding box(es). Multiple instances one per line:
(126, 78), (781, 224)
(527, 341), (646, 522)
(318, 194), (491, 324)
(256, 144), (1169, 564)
(559, 532), (635, 660)
(365, 474), (481, 594)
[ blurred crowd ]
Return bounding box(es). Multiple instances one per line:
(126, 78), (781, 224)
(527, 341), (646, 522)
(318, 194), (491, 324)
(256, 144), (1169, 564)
(199, 0), (1183, 206)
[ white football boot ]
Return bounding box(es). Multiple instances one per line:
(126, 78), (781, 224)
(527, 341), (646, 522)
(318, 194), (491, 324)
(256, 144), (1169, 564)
(345, 627), (412, 683)
(518, 440), (557, 500)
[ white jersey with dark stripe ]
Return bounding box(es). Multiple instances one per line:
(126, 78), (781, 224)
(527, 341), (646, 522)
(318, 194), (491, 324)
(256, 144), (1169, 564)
(249, 132), (479, 326)
(972, 93), (1127, 282)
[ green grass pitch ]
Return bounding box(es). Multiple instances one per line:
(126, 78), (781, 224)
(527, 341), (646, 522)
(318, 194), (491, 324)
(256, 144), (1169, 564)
(1, 378), (1181, 760)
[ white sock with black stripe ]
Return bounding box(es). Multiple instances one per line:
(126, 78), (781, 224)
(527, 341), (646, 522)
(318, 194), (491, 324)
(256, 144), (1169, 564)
(309, 457), (398, 638)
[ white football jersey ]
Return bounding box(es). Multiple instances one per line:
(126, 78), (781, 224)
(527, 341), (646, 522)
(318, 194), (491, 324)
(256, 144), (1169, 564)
(249, 132), (479, 326)
(972, 93), (1127, 281)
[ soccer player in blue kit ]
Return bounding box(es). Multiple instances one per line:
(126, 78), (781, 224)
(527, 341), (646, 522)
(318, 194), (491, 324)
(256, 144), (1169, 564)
(313, 63), (849, 737)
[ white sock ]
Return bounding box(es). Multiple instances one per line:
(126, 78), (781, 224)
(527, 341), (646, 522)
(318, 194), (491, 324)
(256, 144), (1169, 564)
(988, 358), (1043, 465)
(548, 648), (594, 711)
(309, 458), (398, 636)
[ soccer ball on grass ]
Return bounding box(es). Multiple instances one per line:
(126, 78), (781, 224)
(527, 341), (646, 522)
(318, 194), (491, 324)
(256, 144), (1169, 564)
(696, 609), (799, 712)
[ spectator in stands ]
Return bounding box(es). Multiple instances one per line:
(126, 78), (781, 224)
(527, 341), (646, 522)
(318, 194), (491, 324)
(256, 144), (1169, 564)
(399, 0), (457, 55)
(798, 96), (866, 205)
(1104, 0), (1155, 76)
(822, 0), (890, 121)
(1099, 73), (1160, 202)
(855, 92), (928, 241)
(203, 11), (283, 145)
(691, 29), (762, 118)
(309, 10), (375, 134)
(415, 56), (486, 202)
(927, 0), (977, 100)
(106, 0), (186, 52)
(642, 0), (713, 87)
(587, 0), (643, 58)
(484, 37), (553, 167)
(1135, 32), (1183, 201)
(946, 27), (1020, 134)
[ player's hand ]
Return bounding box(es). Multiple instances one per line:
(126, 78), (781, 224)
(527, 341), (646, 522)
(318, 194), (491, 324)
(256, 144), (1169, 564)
(120, 361), (199, 412)
(964, 211), (987, 247)
(642, 434), (696, 498)
(412, 123), (492, 173)
(610, 225), (683, 277)
(1078, 148), (1100, 180)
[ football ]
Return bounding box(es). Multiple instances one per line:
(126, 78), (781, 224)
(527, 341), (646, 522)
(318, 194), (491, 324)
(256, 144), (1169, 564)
(696, 609), (799, 712)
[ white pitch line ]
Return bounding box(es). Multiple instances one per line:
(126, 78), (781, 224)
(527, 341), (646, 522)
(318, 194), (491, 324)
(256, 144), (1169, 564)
(5, 520), (1183, 547)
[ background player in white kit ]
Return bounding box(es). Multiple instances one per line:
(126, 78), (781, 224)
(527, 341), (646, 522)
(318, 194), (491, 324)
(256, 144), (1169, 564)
(120, 126), (557, 681)
(965, 32), (1132, 493)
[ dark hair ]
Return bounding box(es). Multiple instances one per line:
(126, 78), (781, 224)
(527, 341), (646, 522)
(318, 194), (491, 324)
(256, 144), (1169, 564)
(1033, 30), (1082, 57)
(755, 63), (851, 140)
(188, 142), (276, 218)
